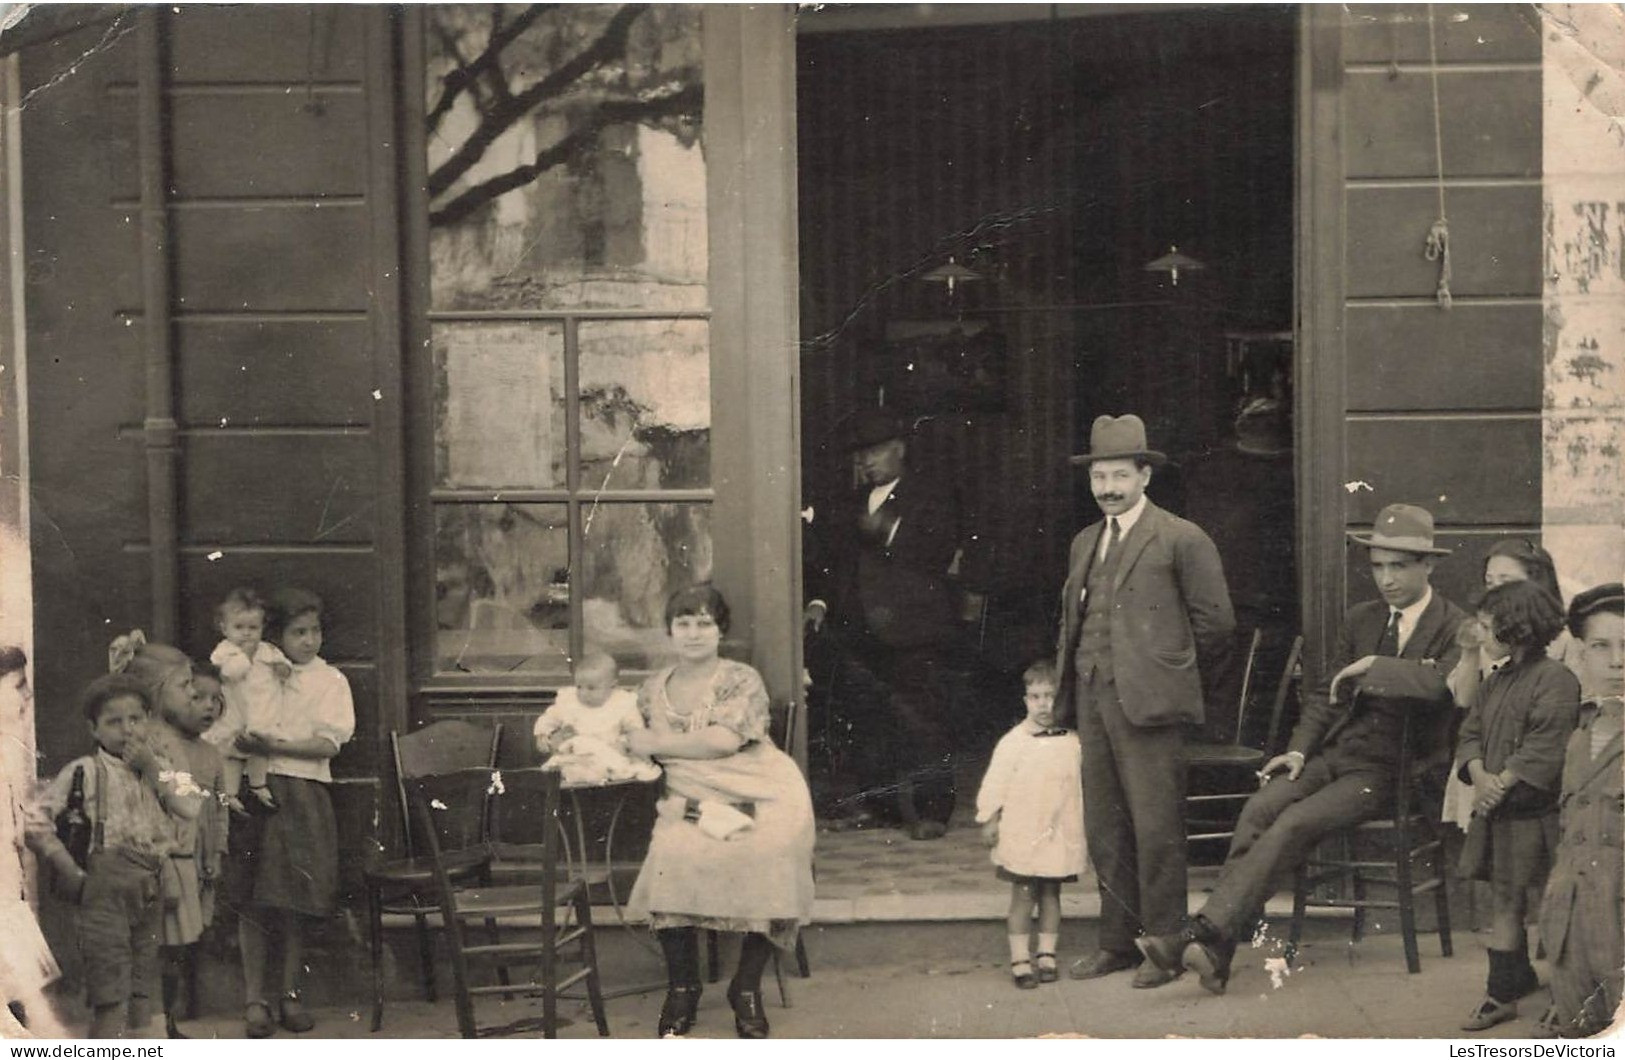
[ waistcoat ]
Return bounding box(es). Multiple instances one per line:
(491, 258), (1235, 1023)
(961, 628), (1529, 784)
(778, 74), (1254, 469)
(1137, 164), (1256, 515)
(1074, 533), (1126, 684)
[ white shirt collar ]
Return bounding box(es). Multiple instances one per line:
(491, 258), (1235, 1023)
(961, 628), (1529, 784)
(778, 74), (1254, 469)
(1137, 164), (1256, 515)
(1099, 494), (1149, 557)
(867, 477), (900, 515)
(1391, 586), (1433, 653)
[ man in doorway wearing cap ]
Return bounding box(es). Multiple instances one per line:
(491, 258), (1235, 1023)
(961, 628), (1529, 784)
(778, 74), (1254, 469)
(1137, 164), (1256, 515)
(1058, 414), (1235, 988)
(1134, 502), (1468, 996)
(804, 407), (984, 839)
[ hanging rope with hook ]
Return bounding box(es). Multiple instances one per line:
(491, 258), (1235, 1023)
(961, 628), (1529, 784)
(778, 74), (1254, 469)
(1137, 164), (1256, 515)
(1423, 4), (1452, 309)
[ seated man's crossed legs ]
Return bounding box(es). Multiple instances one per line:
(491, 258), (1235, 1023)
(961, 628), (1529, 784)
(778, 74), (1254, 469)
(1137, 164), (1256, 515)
(1138, 754), (1394, 993)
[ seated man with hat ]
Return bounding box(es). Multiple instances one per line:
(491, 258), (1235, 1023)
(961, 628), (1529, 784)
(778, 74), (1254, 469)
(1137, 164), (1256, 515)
(1135, 503), (1468, 995)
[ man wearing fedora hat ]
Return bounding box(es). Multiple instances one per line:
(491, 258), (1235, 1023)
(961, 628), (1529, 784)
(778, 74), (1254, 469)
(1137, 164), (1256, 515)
(1134, 502), (1468, 995)
(804, 406), (985, 839)
(1056, 414), (1235, 987)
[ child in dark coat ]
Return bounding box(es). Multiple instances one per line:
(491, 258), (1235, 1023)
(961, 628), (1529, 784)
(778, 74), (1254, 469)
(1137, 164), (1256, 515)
(1454, 581), (1580, 1031)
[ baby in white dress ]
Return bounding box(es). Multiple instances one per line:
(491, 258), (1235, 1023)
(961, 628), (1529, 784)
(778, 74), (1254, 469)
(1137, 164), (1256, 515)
(535, 653), (658, 785)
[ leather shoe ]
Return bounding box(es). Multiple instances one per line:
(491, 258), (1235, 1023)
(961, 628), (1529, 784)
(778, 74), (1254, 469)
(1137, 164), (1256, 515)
(277, 993), (315, 1034)
(1462, 996), (1517, 1032)
(908, 820), (947, 841)
(657, 985), (701, 1037)
(1068, 950), (1138, 980)
(1134, 932), (1188, 976)
(727, 984), (769, 1039)
(1182, 939), (1233, 996)
(1132, 961), (1179, 989)
(1034, 953), (1058, 984)
(1011, 962), (1039, 990)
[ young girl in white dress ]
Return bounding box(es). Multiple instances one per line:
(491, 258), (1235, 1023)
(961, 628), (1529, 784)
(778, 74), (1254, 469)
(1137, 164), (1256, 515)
(976, 660), (1086, 988)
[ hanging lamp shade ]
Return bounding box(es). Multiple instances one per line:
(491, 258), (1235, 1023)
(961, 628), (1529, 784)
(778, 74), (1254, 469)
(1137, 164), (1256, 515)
(1144, 245), (1205, 286)
(920, 257), (982, 297)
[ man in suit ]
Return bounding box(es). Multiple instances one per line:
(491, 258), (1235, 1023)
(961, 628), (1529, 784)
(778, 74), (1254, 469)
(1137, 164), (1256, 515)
(1057, 414), (1235, 987)
(1135, 502), (1468, 995)
(804, 407), (983, 839)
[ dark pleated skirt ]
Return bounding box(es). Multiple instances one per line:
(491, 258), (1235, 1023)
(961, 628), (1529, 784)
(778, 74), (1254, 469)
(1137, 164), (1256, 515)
(228, 774), (338, 917)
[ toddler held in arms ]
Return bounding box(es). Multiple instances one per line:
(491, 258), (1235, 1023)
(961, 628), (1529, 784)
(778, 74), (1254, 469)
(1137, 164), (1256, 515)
(535, 652), (659, 785)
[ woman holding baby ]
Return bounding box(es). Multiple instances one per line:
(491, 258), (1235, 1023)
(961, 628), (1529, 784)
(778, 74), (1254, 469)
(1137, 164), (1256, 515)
(625, 584), (815, 1040)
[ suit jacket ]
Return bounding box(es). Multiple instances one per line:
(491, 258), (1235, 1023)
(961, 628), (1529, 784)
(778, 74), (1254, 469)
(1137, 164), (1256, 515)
(1286, 592), (1467, 765)
(806, 474), (981, 651)
(1054, 501), (1235, 726)
(1539, 702), (1623, 964)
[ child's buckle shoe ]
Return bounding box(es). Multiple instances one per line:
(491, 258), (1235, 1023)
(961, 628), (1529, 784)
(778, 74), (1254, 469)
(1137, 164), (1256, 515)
(1011, 961), (1039, 990)
(1461, 996), (1516, 1032)
(1034, 953), (1058, 984)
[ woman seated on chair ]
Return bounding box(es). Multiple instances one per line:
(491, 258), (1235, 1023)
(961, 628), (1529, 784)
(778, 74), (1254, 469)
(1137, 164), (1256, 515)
(625, 584), (815, 1040)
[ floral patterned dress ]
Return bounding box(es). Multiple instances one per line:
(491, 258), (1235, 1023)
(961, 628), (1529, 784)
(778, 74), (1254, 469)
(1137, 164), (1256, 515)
(626, 660), (815, 950)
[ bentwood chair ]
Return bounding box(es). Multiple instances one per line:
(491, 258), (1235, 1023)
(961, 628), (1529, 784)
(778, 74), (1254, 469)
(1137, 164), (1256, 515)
(411, 767), (609, 1039)
(1289, 708), (1454, 973)
(366, 720), (503, 1032)
(1183, 632), (1302, 849)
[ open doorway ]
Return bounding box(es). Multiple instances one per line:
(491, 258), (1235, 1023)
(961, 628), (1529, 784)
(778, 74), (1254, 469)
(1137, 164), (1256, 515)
(796, 6), (1299, 873)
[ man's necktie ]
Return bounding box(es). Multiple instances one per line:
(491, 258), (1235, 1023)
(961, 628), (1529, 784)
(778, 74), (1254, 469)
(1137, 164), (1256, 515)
(1102, 516), (1121, 561)
(1375, 609), (1401, 657)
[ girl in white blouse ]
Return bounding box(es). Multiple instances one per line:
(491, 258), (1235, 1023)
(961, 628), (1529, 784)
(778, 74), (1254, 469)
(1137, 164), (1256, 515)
(228, 588), (354, 1039)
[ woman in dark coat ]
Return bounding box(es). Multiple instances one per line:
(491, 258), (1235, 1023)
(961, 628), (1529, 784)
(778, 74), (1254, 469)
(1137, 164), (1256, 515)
(1455, 580), (1580, 1031)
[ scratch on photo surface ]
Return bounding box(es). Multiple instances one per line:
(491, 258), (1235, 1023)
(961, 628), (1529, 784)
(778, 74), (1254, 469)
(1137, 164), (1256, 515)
(11, 13), (137, 114)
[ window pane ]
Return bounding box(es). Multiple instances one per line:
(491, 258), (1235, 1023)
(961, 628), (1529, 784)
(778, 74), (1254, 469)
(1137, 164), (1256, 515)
(425, 4), (706, 311)
(578, 319), (710, 489)
(582, 502), (712, 670)
(435, 504), (570, 674)
(433, 322), (566, 489)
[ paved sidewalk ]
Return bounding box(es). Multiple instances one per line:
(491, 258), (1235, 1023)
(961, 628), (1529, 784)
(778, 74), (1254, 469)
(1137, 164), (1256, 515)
(83, 921), (1611, 1041)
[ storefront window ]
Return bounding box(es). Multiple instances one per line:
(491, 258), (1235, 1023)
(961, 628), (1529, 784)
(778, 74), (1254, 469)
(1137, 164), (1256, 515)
(423, 3), (708, 678)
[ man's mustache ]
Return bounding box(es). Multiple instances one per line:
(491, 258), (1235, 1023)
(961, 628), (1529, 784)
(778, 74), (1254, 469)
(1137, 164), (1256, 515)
(1097, 494), (1125, 502)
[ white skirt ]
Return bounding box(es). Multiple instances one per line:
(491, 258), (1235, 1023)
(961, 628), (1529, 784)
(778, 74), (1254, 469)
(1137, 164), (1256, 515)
(0, 900), (59, 1001)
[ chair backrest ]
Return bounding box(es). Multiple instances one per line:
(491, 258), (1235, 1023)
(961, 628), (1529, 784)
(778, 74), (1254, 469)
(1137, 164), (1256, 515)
(1258, 634), (1303, 757)
(404, 767), (500, 864)
(1230, 629), (1265, 744)
(486, 767), (564, 911)
(391, 720), (502, 859)
(770, 698), (802, 759)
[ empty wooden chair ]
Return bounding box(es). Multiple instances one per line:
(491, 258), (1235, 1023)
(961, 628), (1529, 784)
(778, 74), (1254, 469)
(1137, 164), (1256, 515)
(411, 767), (609, 1039)
(366, 719), (502, 1031)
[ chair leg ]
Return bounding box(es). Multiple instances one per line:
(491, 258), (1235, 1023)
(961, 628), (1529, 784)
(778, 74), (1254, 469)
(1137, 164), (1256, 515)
(367, 882), (385, 1033)
(414, 911), (437, 1002)
(772, 949), (790, 1009)
(1288, 865), (1308, 964)
(1395, 826), (1421, 974)
(706, 929), (722, 984)
(1434, 865), (1454, 958)
(1351, 868), (1367, 944)
(795, 934), (811, 979)
(575, 892), (610, 1036)
(541, 920), (558, 1039)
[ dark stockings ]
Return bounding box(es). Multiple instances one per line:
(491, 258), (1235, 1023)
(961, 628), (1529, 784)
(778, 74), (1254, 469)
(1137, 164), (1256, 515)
(657, 927), (701, 989)
(161, 945), (192, 1037)
(733, 932), (774, 995)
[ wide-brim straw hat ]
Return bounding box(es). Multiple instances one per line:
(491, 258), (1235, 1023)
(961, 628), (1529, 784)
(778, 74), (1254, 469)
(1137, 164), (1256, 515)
(1347, 503), (1452, 555)
(1069, 414), (1168, 467)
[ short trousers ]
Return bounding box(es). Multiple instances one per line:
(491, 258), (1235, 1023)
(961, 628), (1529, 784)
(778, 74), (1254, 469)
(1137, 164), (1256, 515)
(77, 847), (162, 1010)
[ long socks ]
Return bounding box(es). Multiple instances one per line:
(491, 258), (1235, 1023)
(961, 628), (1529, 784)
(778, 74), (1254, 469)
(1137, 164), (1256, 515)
(1008, 933), (1032, 976)
(1035, 932), (1058, 975)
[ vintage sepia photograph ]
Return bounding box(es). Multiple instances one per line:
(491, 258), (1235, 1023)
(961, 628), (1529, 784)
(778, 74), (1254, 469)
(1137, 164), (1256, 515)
(0, 0), (1620, 1044)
